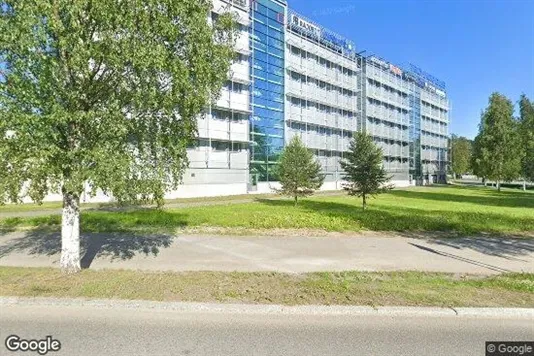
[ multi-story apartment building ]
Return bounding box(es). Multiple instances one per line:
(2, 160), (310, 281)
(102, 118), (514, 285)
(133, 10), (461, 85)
(363, 58), (449, 185)
(38, 0), (449, 203)
(173, 0), (253, 198)
(284, 10), (362, 190)
(363, 56), (411, 185)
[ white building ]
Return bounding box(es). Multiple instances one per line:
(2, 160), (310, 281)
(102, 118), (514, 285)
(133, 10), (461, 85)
(31, 0), (450, 203)
(168, 0), (253, 198)
(284, 10), (361, 190)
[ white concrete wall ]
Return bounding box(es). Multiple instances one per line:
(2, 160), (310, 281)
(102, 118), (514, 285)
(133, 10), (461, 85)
(164, 183), (247, 199)
(26, 181), (249, 204)
(18, 175), (413, 204)
(391, 180), (412, 188)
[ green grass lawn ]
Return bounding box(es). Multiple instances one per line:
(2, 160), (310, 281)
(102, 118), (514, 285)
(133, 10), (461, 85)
(0, 267), (532, 307)
(1, 185), (533, 236)
(0, 192), (275, 213)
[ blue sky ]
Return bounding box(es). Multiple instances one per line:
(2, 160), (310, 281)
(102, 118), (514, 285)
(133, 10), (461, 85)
(288, 0), (534, 139)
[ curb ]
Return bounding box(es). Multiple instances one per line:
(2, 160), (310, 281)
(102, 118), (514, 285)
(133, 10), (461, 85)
(1, 297), (532, 319)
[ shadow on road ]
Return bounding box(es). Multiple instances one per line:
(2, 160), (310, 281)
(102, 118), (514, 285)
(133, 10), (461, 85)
(0, 229), (174, 269)
(424, 237), (534, 261)
(408, 243), (512, 273)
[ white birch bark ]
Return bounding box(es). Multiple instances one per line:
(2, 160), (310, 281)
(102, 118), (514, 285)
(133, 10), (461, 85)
(60, 192), (81, 274)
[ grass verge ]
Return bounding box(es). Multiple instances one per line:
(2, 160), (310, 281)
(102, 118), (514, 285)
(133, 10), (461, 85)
(0, 267), (532, 308)
(1, 186), (533, 236)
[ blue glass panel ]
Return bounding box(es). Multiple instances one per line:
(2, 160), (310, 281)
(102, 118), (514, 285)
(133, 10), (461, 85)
(253, 50), (269, 64)
(268, 37), (284, 51)
(252, 97), (284, 111)
(267, 17), (284, 30)
(252, 69), (283, 84)
(255, 3), (268, 16)
(254, 12), (268, 24)
(252, 117), (284, 130)
(251, 38), (267, 52)
(269, 56), (284, 68)
(268, 29), (284, 42)
(254, 22), (268, 35)
(250, 0), (285, 182)
(252, 107), (284, 121)
(257, 0), (284, 13)
(253, 79), (284, 94)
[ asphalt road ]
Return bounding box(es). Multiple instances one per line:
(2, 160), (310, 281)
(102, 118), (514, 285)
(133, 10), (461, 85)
(1, 304), (533, 356)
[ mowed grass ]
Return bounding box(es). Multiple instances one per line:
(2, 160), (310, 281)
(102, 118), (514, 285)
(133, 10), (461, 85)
(1, 185), (533, 236)
(0, 267), (532, 307)
(0, 192), (298, 213)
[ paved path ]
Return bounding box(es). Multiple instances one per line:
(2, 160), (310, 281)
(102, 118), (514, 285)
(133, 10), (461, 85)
(1, 302), (532, 356)
(1, 231), (533, 274)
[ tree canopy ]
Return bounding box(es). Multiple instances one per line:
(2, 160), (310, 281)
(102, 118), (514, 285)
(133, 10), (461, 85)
(451, 135), (473, 178)
(471, 93), (522, 190)
(0, 0), (237, 272)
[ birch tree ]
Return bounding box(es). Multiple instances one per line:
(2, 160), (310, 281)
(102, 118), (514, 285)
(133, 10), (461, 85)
(472, 93), (522, 191)
(0, 0), (237, 273)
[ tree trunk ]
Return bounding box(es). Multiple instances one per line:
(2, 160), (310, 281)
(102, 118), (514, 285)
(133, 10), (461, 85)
(294, 195), (298, 207)
(523, 179), (527, 191)
(60, 191), (81, 274)
(362, 194), (367, 210)
(497, 181), (501, 192)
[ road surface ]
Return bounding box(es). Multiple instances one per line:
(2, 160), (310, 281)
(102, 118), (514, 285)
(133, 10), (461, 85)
(1, 303), (533, 356)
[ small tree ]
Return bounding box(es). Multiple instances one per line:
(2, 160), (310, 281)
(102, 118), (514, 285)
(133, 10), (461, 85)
(277, 136), (324, 206)
(0, 1), (237, 273)
(451, 134), (472, 179)
(341, 132), (392, 210)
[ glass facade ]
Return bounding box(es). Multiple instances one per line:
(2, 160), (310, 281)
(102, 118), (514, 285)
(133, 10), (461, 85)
(250, 0), (286, 182)
(409, 87), (422, 180)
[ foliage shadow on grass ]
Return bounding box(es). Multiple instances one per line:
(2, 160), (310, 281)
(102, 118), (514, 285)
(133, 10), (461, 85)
(388, 187), (534, 209)
(255, 198), (534, 238)
(81, 209), (190, 233)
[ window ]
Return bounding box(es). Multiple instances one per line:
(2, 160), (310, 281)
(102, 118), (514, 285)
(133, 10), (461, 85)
(211, 141), (229, 151)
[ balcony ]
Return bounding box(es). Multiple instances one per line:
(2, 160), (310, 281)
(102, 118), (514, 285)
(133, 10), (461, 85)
(229, 61), (250, 84)
(230, 119), (249, 143)
(215, 90), (250, 113)
(213, 0), (250, 26)
(234, 31), (250, 55)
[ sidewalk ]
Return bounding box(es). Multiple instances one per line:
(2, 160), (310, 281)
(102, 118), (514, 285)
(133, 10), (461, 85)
(1, 231), (532, 274)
